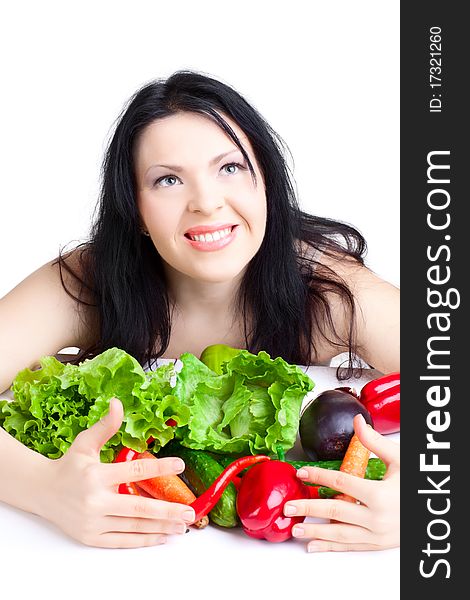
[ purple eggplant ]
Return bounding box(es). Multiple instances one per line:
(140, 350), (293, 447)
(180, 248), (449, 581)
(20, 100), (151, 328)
(299, 389), (373, 460)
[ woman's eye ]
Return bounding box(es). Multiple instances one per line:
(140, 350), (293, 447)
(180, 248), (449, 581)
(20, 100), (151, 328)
(221, 162), (245, 175)
(154, 175), (180, 187)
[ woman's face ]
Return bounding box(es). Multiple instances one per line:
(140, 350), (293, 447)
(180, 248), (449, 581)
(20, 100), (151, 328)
(134, 111), (267, 284)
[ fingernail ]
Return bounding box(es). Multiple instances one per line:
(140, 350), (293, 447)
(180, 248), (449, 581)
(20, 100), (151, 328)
(183, 509), (195, 522)
(172, 459), (185, 472)
(308, 542), (323, 553)
(296, 468), (308, 479)
(284, 503), (297, 516)
(292, 526), (304, 537)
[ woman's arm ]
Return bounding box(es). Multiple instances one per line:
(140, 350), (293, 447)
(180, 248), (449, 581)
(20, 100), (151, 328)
(0, 399), (194, 548)
(0, 256), (92, 393)
(0, 425), (52, 514)
(0, 269), (193, 547)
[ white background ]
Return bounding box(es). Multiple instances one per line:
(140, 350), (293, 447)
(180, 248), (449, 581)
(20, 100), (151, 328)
(0, 2), (400, 598)
(0, 0), (399, 299)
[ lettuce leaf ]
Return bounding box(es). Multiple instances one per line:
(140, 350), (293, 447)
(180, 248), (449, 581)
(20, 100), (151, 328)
(174, 349), (314, 455)
(0, 346), (314, 462)
(0, 348), (189, 462)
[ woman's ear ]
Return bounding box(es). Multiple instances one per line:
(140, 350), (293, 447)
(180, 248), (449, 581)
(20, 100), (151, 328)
(138, 213), (150, 236)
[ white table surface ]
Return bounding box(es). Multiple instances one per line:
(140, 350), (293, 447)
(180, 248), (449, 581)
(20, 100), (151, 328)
(0, 365), (399, 600)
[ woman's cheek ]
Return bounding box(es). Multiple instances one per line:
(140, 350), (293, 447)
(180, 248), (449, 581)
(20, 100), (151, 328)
(145, 208), (181, 256)
(245, 190), (267, 242)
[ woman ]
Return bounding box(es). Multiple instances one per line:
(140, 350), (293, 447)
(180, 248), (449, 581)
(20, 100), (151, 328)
(0, 71), (399, 551)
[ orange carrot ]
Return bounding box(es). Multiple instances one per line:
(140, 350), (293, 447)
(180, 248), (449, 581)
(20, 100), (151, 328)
(135, 451), (209, 528)
(335, 432), (370, 504)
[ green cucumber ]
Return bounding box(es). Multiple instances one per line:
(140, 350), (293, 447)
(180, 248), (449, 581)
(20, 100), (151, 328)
(218, 456), (385, 480)
(288, 458), (386, 480)
(288, 458), (386, 498)
(158, 444), (239, 528)
(215, 454), (243, 469)
(215, 455), (386, 499)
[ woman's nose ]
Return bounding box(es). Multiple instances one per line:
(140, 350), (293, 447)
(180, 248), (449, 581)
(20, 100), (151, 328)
(187, 181), (226, 214)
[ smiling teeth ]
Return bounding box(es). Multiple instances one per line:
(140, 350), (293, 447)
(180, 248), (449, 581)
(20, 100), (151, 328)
(190, 227), (232, 242)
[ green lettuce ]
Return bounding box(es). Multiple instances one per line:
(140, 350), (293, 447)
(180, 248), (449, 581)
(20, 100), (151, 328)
(0, 346), (314, 462)
(174, 349), (314, 455)
(0, 348), (189, 462)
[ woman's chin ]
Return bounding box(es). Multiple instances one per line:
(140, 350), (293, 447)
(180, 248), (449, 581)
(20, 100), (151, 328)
(162, 251), (254, 286)
(188, 265), (247, 284)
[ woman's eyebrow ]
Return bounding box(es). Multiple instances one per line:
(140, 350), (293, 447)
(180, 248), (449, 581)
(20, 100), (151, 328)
(145, 149), (243, 174)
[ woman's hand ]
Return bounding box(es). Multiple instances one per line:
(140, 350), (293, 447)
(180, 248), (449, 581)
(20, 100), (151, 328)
(284, 414), (400, 552)
(38, 398), (195, 548)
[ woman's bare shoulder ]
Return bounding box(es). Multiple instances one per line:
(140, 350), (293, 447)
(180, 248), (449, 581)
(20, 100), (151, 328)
(299, 245), (399, 372)
(0, 248), (98, 392)
(315, 250), (400, 373)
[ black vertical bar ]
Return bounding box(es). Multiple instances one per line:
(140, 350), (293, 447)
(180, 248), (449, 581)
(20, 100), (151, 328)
(401, 2), (467, 595)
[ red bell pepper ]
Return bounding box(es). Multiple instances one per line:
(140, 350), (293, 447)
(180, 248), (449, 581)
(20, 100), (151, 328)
(236, 460), (311, 542)
(190, 454), (270, 522)
(359, 373), (400, 434)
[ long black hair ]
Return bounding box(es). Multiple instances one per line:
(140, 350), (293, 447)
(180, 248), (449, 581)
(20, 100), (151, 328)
(56, 70), (366, 376)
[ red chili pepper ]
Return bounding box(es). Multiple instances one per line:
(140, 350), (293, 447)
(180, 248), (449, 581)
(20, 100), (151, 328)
(189, 455), (271, 522)
(236, 460), (311, 543)
(359, 373), (400, 434)
(231, 475), (243, 491)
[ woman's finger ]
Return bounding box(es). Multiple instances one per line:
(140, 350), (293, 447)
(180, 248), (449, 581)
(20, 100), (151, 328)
(88, 532), (168, 549)
(285, 498), (370, 528)
(294, 467), (372, 504)
(71, 397), (124, 458)
(102, 455), (185, 486)
(105, 493), (195, 523)
(305, 540), (386, 553)
(354, 414), (400, 469)
(101, 516), (187, 535)
(292, 522), (375, 545)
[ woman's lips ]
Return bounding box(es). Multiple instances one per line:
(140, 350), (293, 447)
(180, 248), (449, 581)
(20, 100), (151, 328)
(184, 222), (237, 236)
(184, 225), (238, 252)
